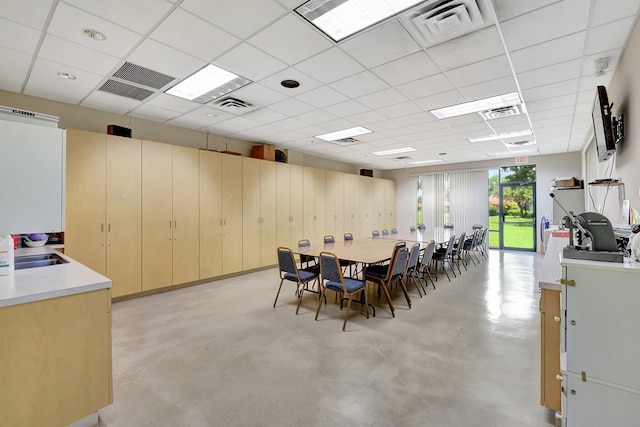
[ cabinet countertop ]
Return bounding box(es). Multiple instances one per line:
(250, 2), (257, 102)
(0, 247), (111, 308)
(561, 254), (640, 272)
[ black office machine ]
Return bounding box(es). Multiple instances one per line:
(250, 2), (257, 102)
(549, 193), (623, 263)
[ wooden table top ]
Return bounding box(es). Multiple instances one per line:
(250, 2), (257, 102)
(294, 238), (400, 264)
(376, 228), (456, 244)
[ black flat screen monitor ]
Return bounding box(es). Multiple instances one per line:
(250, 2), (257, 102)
(592, 85), (616, 162)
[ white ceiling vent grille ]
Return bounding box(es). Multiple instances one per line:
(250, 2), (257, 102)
(113, 62), (175, 90)
(99, 79), (155, 101)
(479, 105), (523, 120)
(400, 0), (493, 48)
(503, 139), (535, 147)
(209, 96), (259, 115)
(330, 137), (362, 146)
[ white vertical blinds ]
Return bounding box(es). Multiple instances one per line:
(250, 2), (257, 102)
(418, 170), (488, 231)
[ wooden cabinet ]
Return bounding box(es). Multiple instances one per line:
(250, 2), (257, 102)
(276, 163), (292, 249)
(172, 146), (199, 284)
(373, 178), (385, 232)
(290, 165), (305, 248)
(325, 171), (344, 239)
(222, 154), (243, 274)
(199, 150), (223, 279)
(359, 176), (374, 238)
(314, 169), (326, 244)
(243, 157), (276, 269)
(66, 130), (141, 297)
(540, 288), (561, 412)
(343, 173), (360, 238)
(384, 179), (396, 231)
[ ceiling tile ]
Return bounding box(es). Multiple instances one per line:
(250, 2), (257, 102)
(239, 107), (289, 124)
(229, 83), (288, 107)
(294, 47), (366, 84)
(214, 43), (287, 81)
(394, 112), (437, 126)
(446, 55), (512, 88)
(0, 17), (41, 54)
(127, 39), (205, 82)
(581, 49), (622, 76)
(493, 0), (562, 22)
(247, 14), (332, 65)
(38, 34), (120, 76)
(577, 72), (614, 91)
(0, 47), (31, 92)
(294, 86), (348, 108)
(521, 79), (579, 103)
(258, 67), (323, 96)
(526, 94), (577, 113)
(81, 91), (143, 115)
(413, 89), (466, 111)
(47, 3), (142, 57)
(346, 110), (388, 125)
(268, 98), (315, 116)
(500, 0), (590, 51)
(371, 51), (441, 86)
(426, 26), (505, 71)
(150, 8), (239, 61)
(182, 0), (287, 40)
(131, 103), (184, 122)
(591, 0), (640, 27)
(324, 100), (370, 117)
(585, 16), (636, 55)
(165, 106), (235, 128)
(145, 93), (200, 113)
(458, 76), (517, 101)
(510, 32), (586, 73)
(209, 116), (263, 133)
(517, 59), (582, 90)
(295, 109), (338, 125)
(330, 71), (389, 99)
(1, 0), (55, 29)
(357, 88), (408, 109)
(340, 20), (421, 68)
(376, 101), (423, 119)
(24, 57), (103, 104)
(396, 73), (454, 100)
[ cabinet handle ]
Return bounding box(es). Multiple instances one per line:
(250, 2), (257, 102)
(169, 220), (172, 229)
(100, 223), (104, 232)
(108, 223), (111, 232)
(224, 219), (226, 226)
(554, 316), (561, 323)
(556, 375), (563, 381)
(174, 220), (177, 229)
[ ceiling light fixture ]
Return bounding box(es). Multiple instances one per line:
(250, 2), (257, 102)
(315, 126), (372, 141)
(467, 129), (533, 143)
(371, 147), (417, 156)
(295, 0), (425, 42)
(429, 92), (521, 119)
(82, 28), (106, 41)
(165, 64), (252, 104)
(57, 72), (76, 80)
(408, 159), (444, 165)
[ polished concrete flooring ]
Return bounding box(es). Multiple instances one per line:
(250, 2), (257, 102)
(100, 250), (557, 427)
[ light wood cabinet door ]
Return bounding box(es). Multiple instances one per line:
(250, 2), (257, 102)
(222, 154), (243, 275)
(106, 136), (142, 297)
(303, 167), (316, 244)
(260, 161), (277, 266)
(142, 141), (173, 291)
(172, 146), (199, 285)
(384, 179), (396, 231)
(373, 178), (385, 232)
(290, 165), (304, 248)
(314, 169), (326, 244)
(65, 129), (106, 275)
(359, 176), (373, 238)
(243, 157), (262, 270)
(276, 163), (291, 249)
(540, 288), (561, 412)
(324, 171), (337, 238)
(199, 150), (223, 279)
(343, 173), (360, 238)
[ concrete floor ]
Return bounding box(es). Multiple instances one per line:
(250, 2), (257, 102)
(100, 250), (558, 427)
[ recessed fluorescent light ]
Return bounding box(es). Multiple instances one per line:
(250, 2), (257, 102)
(467, 129), (533, 143)
(372, 147), (417, 156)
(429, 92), (521, 119)
(296, 0), (425, 42)
(408, 159), (444, 165)
(165, 64), (251, 104)
(315, 126), (372, 141)
(489, 148), (538, 157)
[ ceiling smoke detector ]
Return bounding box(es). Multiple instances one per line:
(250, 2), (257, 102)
(593, 58), (609, 76)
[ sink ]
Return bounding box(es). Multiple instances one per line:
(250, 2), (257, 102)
(14, 253), (69, 270)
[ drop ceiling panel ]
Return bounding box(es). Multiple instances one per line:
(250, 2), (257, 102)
(445, 55), (512, 88)
(581, 49), (622, 75)
(500, 0), (590, 51)
(38, 35), (120, 76)
(396, 73), (455, 100)
(166, 106), (235, 128)
(46, 3), (142, 57)
(150, 8), (239, 61)
(493, 0), (562, 22)
(340, 20), (421, 68)
(371, 51), (440, 87)
(591, 0), (640, 27)
(521, 79), (580, 103)
(229, 83), (288, 107)
(1, 0), (55, 29)
(347, 110), (388, 125)
(182, 0), (287, 40)
(357, 88), (408, 110)
(0, 17), (41, 54)
(131, 103), (184, 122)
(324, 100), (370, 117)
(81, 91), (143, 115)
(145, 93), (199, 113)
(376, 101), (423, 119)
(0, 45), (32, 80)
(242, 108), (288, 124)
(526, 94), (577, 112)
(585, 16), (636, 55)
(209, 116), (263, 133)
(268, 98), (315, 116)
(394, 112), (437, 127)
(578, 72), (615, 91)
(259, 68), (323, 96)
(295, 86), (349, 108)
(247, 14), (333, 65)
(458, 76), (517, 101)
(510, 32), (586, 73)
(127, 39), (205, 82)
(24, 57), (103, 104)
(425, 26), (505, 71)
(214, 43), (286, 82)
(295, 109), (338, 125)
(294, 47), (366, 84)
(517, 59), (582, 90)
(414, 89), (466, 111)
(330, 71), (389, 99)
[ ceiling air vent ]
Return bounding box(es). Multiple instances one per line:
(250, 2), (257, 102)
(330, 137), (362, 147)
(479, 105), (524, 120)
(504, 139), (535, 147)
(400, 0), (492, 48)
(112, 62), (175, 90)
(395, 156), (411, 160)
(99, 79), (154, 101)
(209, 96), (259, 115)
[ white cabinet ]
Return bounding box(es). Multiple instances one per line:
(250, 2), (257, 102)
(561, 258), (640, 425)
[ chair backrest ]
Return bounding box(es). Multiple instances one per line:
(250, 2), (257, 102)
(407, 243), (420, 272)
(410, 226), (416, 232)
(454, 232), (466, 251)
(391, 228), (398, 234)
(298, 239), (314, 264)
(372, 230), (380, 238)
(344, 233), (353, 241)
(387, 247), (409, 281)
(319, 251), (345, 291)
(443, 223), (454, 229)
(443, 234), (456, 256)
(277, 247), (297, 276)
(382, 229), (389, 236)
(419, 241), (436, 269)
(324, 235), (335, 244)
(298, 239), (311, 248)
(418, 223), (426, 230)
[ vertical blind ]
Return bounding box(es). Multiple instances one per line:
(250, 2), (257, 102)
(415, 170), (489, 231)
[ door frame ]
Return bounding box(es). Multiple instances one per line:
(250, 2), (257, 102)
(498, 182), (537, 251)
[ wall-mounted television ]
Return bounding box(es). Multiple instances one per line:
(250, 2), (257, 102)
(592, 85), (624, 162)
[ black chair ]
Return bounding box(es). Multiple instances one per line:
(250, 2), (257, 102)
(410, 226), (416, 232)
(432, 234), (456, 281)
(372, 230), (380, 238)
(417, 240), (436, 289)
(405, 243), (424, 297)
(365, 246), (411, 317)
(344, 233), (354, 241)
(274, 247), (319, 313)
(418, 223), (426, 230)
(382, 229), (389, 236)
(316, 251), (369, 331)
(391, 228), (398, 234)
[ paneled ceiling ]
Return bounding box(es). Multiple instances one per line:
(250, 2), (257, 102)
(1, 0), (638, 169)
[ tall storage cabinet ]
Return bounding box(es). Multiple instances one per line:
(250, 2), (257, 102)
(290, 165), (305, 248)
(172, 146), (199, 284)
(66, 130), (141, 297)
(243, 157), (276, 269)
(359, 176), (373, 237)
(343, 173), (360, 238)
(325, 171), (344, 239)
(384, 179), (396, 231)
(276, 163), (292, 249)
(221, 154), (243, 274)
(199, 150), (223, 279)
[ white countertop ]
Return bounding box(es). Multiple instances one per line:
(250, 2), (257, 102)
(539, 235), (569, 291)
(561, 255), (640, 273)
(0, 247), (111, 308)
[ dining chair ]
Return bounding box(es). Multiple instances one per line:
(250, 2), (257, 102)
(443, 223), (454, 229)
(448, 232), (466, 274)
(391, 228), (398, 234)
(405, 243), (424, 297)
(382, 229), (389, 236)
(417, 240), (436, 290)
(410, 226), (416, 232)
(344, 233), (354, 241)
(324, 235), (335, 244)
(316, 251), (369, 331)
(298, 239), (319, 274)
(431, 234), (456, 281)
(463, 230), (481, 266)
(418, 223), (426, 230)
(274, 247), (319, 313)
(372, 230), (380, 238)
(365, 246), (411, 317)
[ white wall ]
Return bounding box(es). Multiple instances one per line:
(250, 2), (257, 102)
(383, 152), (582, 251)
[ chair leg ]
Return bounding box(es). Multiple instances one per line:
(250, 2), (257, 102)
(315, 288), (325, 321)
(363, 289), (370, 319)
(375, 280), (395, 317)
(273, 278), (286, 308)
(295, 284), (305, 314)
(342, 295), (353, 331)
(398, 278), (412, 308)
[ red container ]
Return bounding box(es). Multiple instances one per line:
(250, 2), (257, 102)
(11, 234), (19, 249)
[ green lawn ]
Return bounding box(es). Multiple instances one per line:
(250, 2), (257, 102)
(488, 215), (535, 250)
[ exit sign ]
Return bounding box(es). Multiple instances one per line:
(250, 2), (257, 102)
(515, 155), (528, 164)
